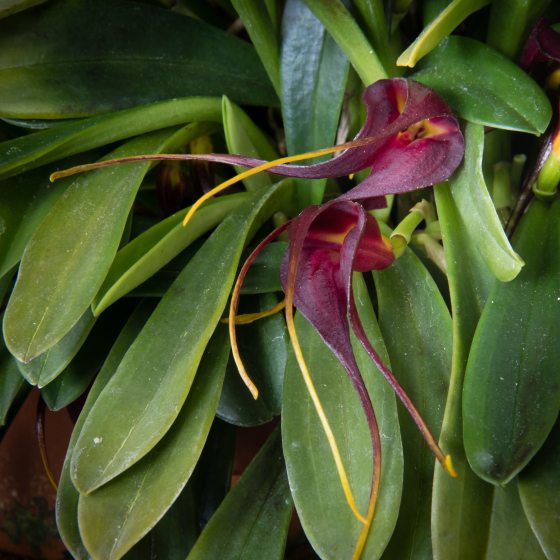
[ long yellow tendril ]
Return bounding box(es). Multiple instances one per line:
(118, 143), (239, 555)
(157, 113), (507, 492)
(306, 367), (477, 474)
(181, 143), (358, 229)
(223, 300), (285, 325)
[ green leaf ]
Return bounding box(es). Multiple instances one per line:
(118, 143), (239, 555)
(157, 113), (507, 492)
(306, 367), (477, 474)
(222, 97), (278, 192)
(148, 484), (199, 560)
(463, 200), (560, 484)
(0, 0), (46, 19)
(485, 483), (547, 560)
(70, 182), (292, 494)
(519, 417), (560, 560)
(193, 419), (236, 528)
(413, 36), (552, 134)
(239, 241), (287, 295)
(283, 275), (403, 560)
(187, 430), (292, 560)
(398, 0), (490, 67)
(217, 292), (287, 426)
(56, 302), (155, 560)
(15, 311), (95, 387)
(0, 0), (276, 118)
(4, 126), (189, 362)
(303, 0), (387, 84)
(374, 248), (451, 560)
(449, 123), (523, 281)
(352, 0), (391, 70)
(92, 196), (248, 315)
(0, 334), (25, 426)
(0, 167), (67, 278)
(230, 0), (281, 96)
(432, 184), (495, 560)
(487, 0), (551, 59)
(281, 0), (350, 207)
(0, 97), (222, 181)
(78, 327), (230, 560)
(41, 307), (128, 410)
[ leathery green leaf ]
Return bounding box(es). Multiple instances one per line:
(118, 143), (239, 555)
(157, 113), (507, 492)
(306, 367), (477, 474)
(230, 0), (281, 96)
(222, 96), (278, 192)
(56, 302), (154, 560)
(487, 0), (551, 59)
(71, 182), (292, 494)
(519, 417), (560, 560)
(0, 97), (222, 181)
(92, 185), (248, 311)
(450, 123), (523, 281)
(0, 0), (46, 19)
(432, 184), (494, 560)
(78, 327), (230, 560)
(303, 0), (387, 84)
(16, 311), (95, 387)
(463, 200), (560, 484)
(0, 333), (25, 426)
(485, 482), (546, 560)
(187, 430), (292, 560)
(283, 275), (402, 560)
(397, 0), (490, 67)
(413, 36), (552, 134)
(281, 0), (349, 207)
(217, 292), (287, 426)
(149, 484), (198, 560)
(4, 126), (189, 363)
(374, 248), (451, 560)
(0, 0), (276, 118)
(41, 307), (128, 410)
(0, 167), (69, 278)
(239, 241), (287, 295)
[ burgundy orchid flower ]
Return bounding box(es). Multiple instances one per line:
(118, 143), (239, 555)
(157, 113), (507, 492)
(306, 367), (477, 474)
(520, 18), (560, 72)
(52, 78), (464, 216)
(52, 78), (464, 556)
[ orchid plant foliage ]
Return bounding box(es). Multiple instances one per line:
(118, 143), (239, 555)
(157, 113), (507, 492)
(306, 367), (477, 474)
(0, 2), (559, 560)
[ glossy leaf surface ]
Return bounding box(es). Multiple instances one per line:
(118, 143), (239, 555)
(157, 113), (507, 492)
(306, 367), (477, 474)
(217, 292), (287, 426)
(92, 196), (248, 314)
(0, 167), (69, 278)
(432, 185), (494, 560)
(230, 0), (281, 95)
(413, 36), (552, 134)
(449, 123), (523, 281)
(41, 308), (127, 410)
(78, 328), (229, 560)
(222, 96), (278, 192)
(281, 0), (349, 207)
(0, 0), (276, 118)
(463, 200), (560, 484)
(375, 248), (451, 560)
(283, 276), (403, 560)
(71, 182), (292, 493)
(485, 483), (546, 560)
(56, 302), (154, 560)
(15, 311), (95, 386)
(0, 97), (222, 181)
(303, 0), (387, 84)
(187, 430), (292, 560)
(398, 0), (490, 67)
(4, 127), (186, 362)
(239, 241), (287, 295)
(0, 334), (25, 425)
(0, 0), (46, 19)
(519, 417), (560, 560)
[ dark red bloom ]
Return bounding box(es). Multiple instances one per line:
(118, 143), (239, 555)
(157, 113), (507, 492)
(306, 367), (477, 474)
(520, 19), (560, 71)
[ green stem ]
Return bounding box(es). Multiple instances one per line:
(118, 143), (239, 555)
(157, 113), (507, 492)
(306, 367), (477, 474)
(487, 0), (551, 59)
